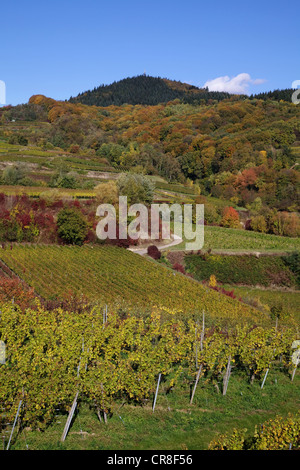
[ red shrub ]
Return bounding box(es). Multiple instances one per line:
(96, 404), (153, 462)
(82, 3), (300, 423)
(0, 277), (37, 310)
(51, 199), (64, 209)
(173, 263), (186, 274)
(84, 229), (97, 243)
(147, 245), (161, 260)
(72, 199), (81, 208)
(105, 224), (139, 248)
(32, 198), (47, 211)
(210, 285), (237, 299)
(0, 208), (10, 220)
(17, 212), (31, 227)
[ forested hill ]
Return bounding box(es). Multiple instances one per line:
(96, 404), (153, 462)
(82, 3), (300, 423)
(69, 75), (297, 107)
(69, 75), (239, 106)
(250, 88), (297, 102)
(1, 89), (299, 215)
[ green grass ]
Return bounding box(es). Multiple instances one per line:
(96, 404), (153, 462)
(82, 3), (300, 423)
(183, 252), (300, 324)
(170, 224), (300, 253)
(6, 367), (300, 450)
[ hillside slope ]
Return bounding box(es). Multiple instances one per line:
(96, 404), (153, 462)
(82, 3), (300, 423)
(1, 90), (299, 214)
(0, 244), (267, 327)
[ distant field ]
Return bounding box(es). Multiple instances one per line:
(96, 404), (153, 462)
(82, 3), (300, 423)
(170, 224), (300, 253)
(0, 244), (266, 327)
(184, 253), (298, 288)
(0, 185), (96, 198)
(155, 181), (198, 195)
(0, 141), (116, 186)
(184, 253), (300, 324)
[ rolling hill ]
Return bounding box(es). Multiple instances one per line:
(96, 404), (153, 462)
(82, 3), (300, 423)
(69, 75), (297, 108)
(1, 89), (299, 215)
(0, 244), (267, 327)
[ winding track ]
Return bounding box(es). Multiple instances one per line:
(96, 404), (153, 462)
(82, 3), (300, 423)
(127, 234), (183, 255)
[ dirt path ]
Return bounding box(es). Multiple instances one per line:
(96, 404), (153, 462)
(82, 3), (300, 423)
(128, 234), (183, 256)
(203, 250), (290, 257)
(128, 242), (290, 258)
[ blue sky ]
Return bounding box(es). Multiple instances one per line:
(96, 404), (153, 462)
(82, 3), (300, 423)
(1, 0), (299, 106)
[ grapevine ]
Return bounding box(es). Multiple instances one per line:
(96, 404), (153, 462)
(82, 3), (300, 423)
(0, 300), (298, 431)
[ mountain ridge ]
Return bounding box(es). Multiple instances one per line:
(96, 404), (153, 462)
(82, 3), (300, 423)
(68, 74), (296, 107)
(69, 74), (242, 107)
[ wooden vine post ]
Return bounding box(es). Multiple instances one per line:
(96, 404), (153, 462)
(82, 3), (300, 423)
(190, 365), (203, 404)
(190, 311), (205, 404)
(61, 338), (85, 442)
(223, 355), (231, 396)
(61, 392), (79, 443)
(152, 373), (161, 412)
(6, 400), (22, 450)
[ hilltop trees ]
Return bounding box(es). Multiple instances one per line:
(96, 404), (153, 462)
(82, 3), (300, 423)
(179, 151), (203, 180)
(249, 215), (267, 233)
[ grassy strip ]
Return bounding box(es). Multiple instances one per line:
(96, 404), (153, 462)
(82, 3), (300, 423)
(0, 185), (96, 198)
(0, 153), (48, 164)
(169, 224), (300, 252)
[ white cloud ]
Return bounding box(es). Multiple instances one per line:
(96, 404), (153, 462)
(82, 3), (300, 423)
(204, 73), (266, 95)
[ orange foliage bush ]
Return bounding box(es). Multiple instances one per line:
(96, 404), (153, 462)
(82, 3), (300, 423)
(221, 206), (240, 229)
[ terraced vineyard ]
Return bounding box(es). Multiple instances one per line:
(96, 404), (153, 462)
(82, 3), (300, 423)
(0, 141), (117, 190)
(0, 244), (266, 327)
(0, 141), (115, 172)
(0, 185), (96, 198)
